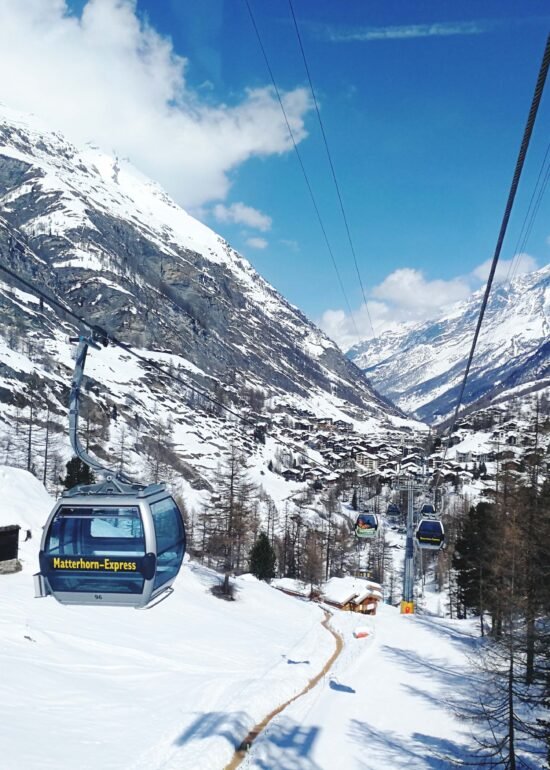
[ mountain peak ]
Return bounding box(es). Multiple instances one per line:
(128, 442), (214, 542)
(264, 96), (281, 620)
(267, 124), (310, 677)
(348, 264), (549, 423)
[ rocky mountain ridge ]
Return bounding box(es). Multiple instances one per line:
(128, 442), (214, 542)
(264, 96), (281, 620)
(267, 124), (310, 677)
(348, 265), (549, 424)
(0, 104), (420, 502)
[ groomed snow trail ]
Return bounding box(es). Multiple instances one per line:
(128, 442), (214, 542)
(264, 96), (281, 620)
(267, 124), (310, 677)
(225, 613), (343, 770)
(244, 603), (478, 770)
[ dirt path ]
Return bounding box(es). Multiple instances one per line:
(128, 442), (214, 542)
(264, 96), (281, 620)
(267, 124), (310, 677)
(224, 611), (343, 770)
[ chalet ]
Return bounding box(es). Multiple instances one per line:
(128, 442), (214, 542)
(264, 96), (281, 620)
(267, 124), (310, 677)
(401, 452), (422, 464)
(339, 442), (356, 454)
(303, 467), (324, 480)
(428, 455), (445, 469)
(282, 468), (302, 482)
(501, 459), (522, 472)
(334, 419), (353, 433)
(363, 442), (385, 454)
(432, 469), (457, 483)
(496, 449), (516, 461)
(325, 453), (354, 471)
(306, 436), (325, 450)
(321, 577), (382, 615)
(311, 417), (333, 431)
(401, 465), (423, 478)
(378, 460), (399, 471)
(326, 451), (345, 466)
(456, 450), (472, 464)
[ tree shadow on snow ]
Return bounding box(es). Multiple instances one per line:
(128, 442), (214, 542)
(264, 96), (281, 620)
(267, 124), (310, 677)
(413, 615), (480, 651)
(348, 720), (470, 769)
(329, 678), (356, 693)
(174, 710), (250, 747)
(250, 716), (322, 770)
(380, 644), (480, 695)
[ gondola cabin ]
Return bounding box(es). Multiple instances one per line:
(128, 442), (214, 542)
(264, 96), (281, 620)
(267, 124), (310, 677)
(355, 512), (378, 539)
(415, 517), (444, 550)
(34, 481), (186, 608)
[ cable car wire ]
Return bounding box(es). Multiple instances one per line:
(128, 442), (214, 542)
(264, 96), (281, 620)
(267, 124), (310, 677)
(510, 161), (550, 282)
(287, 0), (377, 342)
(0, 258), (337, 475)
(243, 0), (363, 344)
(505, 139), (550, 283)
(449, 34), (549, 433)
(434, 34), (550, 493)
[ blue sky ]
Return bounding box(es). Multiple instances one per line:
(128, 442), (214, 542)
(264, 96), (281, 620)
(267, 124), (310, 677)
(3, 1), (549, 348)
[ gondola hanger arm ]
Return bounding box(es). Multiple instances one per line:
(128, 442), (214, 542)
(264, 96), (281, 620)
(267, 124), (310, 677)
(68, 332), (130, 483)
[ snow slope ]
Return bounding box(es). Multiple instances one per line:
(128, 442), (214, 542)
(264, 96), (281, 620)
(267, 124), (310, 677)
(247, 604), (477, 770)
(0, 468), (334, 770)
(0, 467), (494, 770)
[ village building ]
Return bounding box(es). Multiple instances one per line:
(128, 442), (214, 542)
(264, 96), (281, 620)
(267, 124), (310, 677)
(321, 576), (383, 615)
(334, 419), (353, 433)
(355, 451), (379, 471)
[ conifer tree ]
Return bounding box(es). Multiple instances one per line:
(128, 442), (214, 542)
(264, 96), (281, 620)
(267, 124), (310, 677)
(63, 456), (95, 489)
(453, 501), (497, 629)
(249, 531), (276, 582)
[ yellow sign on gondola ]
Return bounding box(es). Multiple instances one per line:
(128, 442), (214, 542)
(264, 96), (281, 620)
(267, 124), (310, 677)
(51, 556), (138, 572)
(400, 600), (415, 615)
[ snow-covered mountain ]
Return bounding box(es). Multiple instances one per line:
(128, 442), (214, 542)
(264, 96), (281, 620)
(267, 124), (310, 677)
(348, 265), (549, 424)
(0, 104), (418, 498)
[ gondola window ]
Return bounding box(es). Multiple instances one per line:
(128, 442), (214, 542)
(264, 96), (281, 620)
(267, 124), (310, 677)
(151, 498), (185, 589)
(43, 507), (146, 594)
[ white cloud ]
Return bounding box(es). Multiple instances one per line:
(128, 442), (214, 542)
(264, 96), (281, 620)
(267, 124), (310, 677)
(280, 239), (299, 252)
(0, 0), (312, 208)
(319, 254), (538, 350)
(471, 253), (539, 283)
(319, 302), (393, 352)
(319, 259), (542, 351)
(213, 202), (272, 231)
(321, 20), (486, 43)
(246, 237), (268, 250)
(372, 268), (471, 310)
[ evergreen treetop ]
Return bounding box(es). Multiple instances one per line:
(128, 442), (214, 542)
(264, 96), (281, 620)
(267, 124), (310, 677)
(249, 531), (276, 582)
